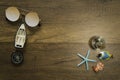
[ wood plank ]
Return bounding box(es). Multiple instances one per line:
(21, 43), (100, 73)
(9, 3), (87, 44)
(0, 0), (120, 43)
(0, 42), (119, 80)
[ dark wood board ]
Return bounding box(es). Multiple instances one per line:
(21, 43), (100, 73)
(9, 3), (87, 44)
(0, 0), (120, 80)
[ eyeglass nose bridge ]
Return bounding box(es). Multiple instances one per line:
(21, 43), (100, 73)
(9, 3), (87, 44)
(17, 8), (30, 23)
(18, 8), (29, 15)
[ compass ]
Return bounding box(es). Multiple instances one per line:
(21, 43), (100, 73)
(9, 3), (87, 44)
(11, 51), (24, 65)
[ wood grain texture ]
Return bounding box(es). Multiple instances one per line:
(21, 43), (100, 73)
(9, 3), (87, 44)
(0, 43), (120, 80)
(0, 0), (120, 80)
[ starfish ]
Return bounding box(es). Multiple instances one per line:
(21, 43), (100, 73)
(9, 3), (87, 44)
(77, 50), (96, 70)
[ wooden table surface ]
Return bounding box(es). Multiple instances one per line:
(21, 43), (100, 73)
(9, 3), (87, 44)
(0, 0), (120, 80)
